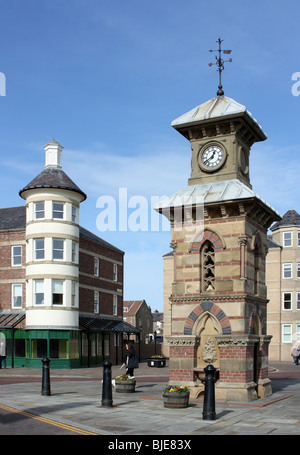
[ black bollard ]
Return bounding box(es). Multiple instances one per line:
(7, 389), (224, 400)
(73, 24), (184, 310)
(202, 364), (216, 420)
(102, 359), (113, 407)
(41, 357), (51, 396)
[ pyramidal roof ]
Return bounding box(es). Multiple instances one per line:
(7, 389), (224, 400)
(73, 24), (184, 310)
(271, 209), (300, 231)
(171, 95), (266, 140)
(153, 179), (280, 216)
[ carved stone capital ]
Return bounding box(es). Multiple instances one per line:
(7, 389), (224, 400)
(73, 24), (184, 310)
(215, 334), (272, 347)
(165, 335), (198, 347)
(238, 235), (248, 247)
(169, 241), (177, 251)
(215, 334), (258, 347)
(258, 335), (272, 347)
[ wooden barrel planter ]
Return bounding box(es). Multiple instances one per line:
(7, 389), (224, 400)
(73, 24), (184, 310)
(162, 392), (190, 408)
(115, 380), (136, 393)
(147, 357), (166, 368)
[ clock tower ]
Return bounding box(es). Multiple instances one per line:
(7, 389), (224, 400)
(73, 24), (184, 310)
(155, 53), (281, 401)
(172, 95), (265, 189)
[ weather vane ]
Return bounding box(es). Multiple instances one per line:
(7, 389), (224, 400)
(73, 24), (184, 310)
(208, 37), (232, 96)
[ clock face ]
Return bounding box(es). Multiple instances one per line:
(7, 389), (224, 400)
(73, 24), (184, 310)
(199, 144), (225, 171)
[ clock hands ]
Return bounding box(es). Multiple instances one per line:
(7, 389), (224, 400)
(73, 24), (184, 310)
(203, 149), (216, 165)
(200, 145), (224, 170)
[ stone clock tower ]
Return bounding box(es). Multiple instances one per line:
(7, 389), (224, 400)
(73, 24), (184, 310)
(155, 94), (281, 402)
(173, 95), (263, 189)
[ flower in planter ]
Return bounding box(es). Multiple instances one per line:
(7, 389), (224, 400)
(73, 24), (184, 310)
(164, 385), (189, 394)
(115, 374), (136, 382)
(150, 355), (166, 359)
(162, 384), (190, 408)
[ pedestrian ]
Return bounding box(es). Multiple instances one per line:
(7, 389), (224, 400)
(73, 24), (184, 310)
(0, 340), (6, 369)
(291, 344), (300, 365)
(123, 341), (139, 377)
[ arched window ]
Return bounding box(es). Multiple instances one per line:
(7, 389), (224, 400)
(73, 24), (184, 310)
(201, 240), (215, 292)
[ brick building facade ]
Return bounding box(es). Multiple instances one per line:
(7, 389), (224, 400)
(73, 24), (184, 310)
(0, 140), (138, 369)
(123, 300), (153, 343)
(267, 209), (300, 361)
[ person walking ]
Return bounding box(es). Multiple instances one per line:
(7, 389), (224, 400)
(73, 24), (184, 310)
(0, 340), (6, 369)
(291, 344), (300, 365)
(123, 341), (139, 377)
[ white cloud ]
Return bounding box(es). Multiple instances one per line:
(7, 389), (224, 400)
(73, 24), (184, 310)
(63, 137), (190, 200)
(61, 139), (185, 312)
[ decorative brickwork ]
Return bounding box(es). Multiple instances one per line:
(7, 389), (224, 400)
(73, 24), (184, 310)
(190, 229), (224, 252)
(184, 301), (231, 335)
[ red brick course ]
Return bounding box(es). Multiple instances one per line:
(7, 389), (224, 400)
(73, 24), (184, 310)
(0, 229), (26, 310)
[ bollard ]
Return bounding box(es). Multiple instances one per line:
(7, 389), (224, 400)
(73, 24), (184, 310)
(202, 364), (216, 420)
(102, 359), (113, 407)
(41, 357), (51, 396)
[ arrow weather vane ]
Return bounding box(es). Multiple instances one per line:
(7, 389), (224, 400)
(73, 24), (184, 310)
(208, 37), (232, 96)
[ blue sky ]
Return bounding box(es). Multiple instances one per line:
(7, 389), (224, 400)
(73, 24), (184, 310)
(0, 0), (300, 312)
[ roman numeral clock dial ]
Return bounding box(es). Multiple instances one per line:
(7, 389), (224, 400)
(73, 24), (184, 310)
(198, 143), (227, 172)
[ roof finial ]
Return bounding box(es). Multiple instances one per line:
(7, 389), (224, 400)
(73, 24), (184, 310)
(208, 37), (232, 96)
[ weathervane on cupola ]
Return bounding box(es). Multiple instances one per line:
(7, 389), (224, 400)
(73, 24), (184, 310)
(208, 37), (232, 96)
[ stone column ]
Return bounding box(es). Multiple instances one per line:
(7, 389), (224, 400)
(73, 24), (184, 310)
(238, 235), (248, 279)
(257, 335), (272, 398)
(169, 241), (177, 283)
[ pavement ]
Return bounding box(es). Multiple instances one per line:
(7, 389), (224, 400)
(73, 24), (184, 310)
(0, 360), (300, 436)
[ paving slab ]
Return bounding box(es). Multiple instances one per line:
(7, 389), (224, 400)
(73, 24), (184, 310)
(0, 361), (300, 436)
